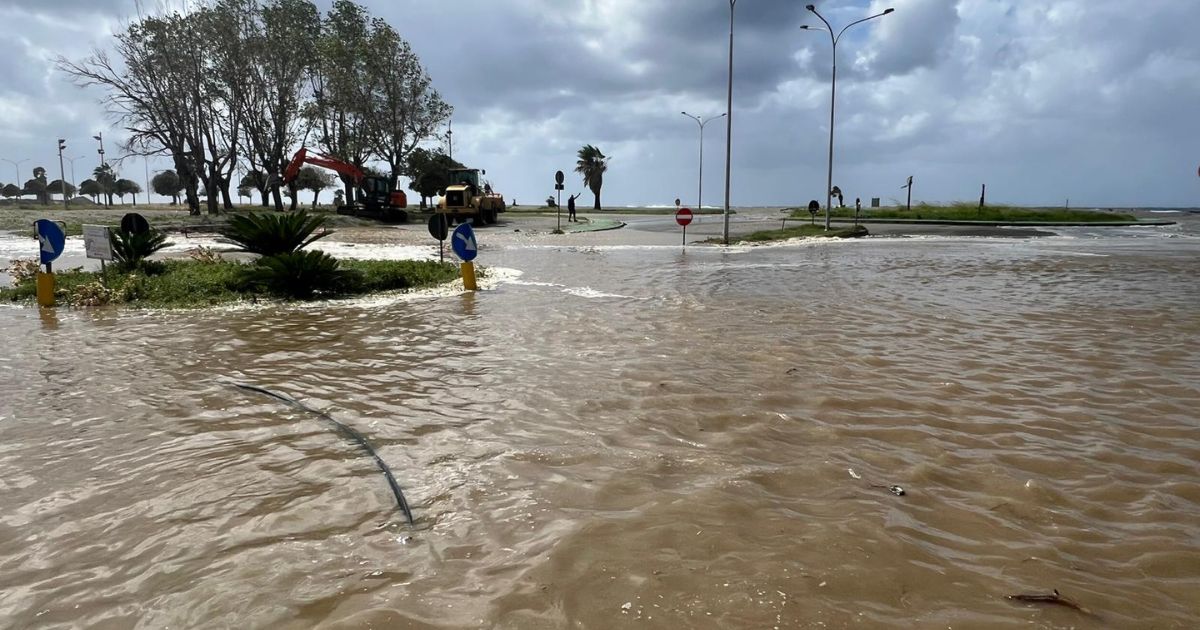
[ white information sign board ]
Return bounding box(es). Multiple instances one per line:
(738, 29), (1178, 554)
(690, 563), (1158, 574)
(83, 225), (113, 261)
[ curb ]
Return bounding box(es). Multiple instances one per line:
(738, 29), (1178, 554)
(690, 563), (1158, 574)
(567, 218), (626, 233)
(783, 218), (1177, 228)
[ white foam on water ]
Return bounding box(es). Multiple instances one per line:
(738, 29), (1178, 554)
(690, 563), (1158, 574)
(562, 287), (645, 300)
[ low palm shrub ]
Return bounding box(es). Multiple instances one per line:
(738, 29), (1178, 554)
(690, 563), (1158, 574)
(241, 250), (358, 299)
(110, 229), (172, 272)
(221, 210), (331, 256)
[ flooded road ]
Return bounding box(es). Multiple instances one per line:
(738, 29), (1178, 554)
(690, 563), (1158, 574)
(2, 213), (1199, 628)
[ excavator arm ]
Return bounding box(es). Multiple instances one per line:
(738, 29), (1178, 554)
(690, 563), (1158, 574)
(281, 148), (365, 186)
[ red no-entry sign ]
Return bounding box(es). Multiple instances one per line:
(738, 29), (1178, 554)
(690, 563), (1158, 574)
(675, 208), (694, 226)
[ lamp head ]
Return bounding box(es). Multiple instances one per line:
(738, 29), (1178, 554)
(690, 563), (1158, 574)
(884, 7), (894, 14)
(806, 4), (815, 11)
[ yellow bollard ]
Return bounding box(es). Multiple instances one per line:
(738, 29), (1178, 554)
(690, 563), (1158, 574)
(460, 261), (478, 291)
(36, 272), (56, 307)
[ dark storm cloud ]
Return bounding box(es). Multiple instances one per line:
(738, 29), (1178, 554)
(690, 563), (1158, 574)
(2, 0), (1198, 207)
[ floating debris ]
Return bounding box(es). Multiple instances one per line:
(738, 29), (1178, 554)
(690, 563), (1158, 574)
(1007, 589), (1092, 615)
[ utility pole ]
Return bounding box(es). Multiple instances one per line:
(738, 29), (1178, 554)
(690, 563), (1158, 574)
(447, 120), (453, 161)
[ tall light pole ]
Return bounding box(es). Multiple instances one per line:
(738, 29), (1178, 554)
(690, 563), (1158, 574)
(66, 155), (86, 194)
(93, 132), (106, 168)
(57, 139), (69, 208)
(722, 0), (737, 245)
(681, 111), (726, 214)
(802, 4), (894, 230)
(2, 158), (28, 185)
(93, 132), (108, 207)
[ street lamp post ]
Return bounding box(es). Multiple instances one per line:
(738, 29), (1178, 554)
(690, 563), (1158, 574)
(93, 132), (108, 207)
(2, 158), (28, 186)
(721, 0), (738, 245)
(66, 155), (86, 194)
(57, 139), (69, 208)
(681, 111), (726, 215)
(802, 4), (894, 230)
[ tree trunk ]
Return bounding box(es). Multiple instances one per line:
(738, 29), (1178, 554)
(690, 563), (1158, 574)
(271, 186), (283, 212)
(312, 189), (319, 208)
(220, 175), (234, 210)
(206, 172), (220, 215)
(592, 189), (601, 211)
(288, 182), (298, 212)
(259, 188), (269, 207)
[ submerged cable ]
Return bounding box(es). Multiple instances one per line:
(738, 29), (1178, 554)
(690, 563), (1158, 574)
(231, 382), (414, 526)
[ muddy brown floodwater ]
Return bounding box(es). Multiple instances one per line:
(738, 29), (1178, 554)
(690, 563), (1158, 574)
(1, 211), (1199, 629)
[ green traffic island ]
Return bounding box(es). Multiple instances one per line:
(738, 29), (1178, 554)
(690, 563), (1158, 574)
(0, 204), (392, 238)
(0, 257), (460, 309)
(790, 202), (1167, 226)
(703, 223), (869, 245)
(1, 210), (459, 309)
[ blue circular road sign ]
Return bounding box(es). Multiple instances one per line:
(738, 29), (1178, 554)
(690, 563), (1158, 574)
(451, 223), (478, 262)
(35, 219), (66, 265)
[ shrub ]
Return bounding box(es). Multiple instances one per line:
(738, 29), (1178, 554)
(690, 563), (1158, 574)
(221, 210), (331, 257)
(110, 229), (172, 271)
(241, 250), (356, 299)
(3, 259), (40, 286)
(188, 245), (223, 264)
(63, 281), (116, 307)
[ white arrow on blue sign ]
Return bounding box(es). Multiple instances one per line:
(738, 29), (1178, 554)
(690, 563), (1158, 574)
(451, 223), (478, 262)
(35, 219), (66, 265)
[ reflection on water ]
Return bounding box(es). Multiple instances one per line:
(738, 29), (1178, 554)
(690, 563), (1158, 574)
(1, 222), (1198, 628)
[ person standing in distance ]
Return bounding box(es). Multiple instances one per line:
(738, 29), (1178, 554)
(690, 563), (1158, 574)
(567, 192), (581, 222)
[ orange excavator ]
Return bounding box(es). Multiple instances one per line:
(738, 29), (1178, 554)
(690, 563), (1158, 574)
(281, 148), (408, 223)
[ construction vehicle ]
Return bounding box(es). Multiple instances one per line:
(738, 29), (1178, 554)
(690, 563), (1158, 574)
(281, 148), (408, 223)
(437, 167), (506, 226)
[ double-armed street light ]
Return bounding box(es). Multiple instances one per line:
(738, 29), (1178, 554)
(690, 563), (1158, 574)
(66, 155), (86, 193)
(2, 157), (29, 185)
(802, 4), (894, 230)
(681, 111), (727, 215)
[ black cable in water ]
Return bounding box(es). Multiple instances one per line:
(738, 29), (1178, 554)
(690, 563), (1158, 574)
(231, 382), (414, 526)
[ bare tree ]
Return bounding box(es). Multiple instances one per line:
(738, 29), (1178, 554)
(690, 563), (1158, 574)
(307, 0), (377, 204)
(364, 20), (452, 182)
(58, 12), (209, 214)
(227, 0), (320, 212)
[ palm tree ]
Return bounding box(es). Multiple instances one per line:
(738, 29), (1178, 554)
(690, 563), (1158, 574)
(93, 164), (116, 207)
(574, 144), (608, 211)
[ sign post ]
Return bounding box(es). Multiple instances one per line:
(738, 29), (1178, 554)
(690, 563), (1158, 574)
(675, 207), (693, 246)
(427, 213), (449, 262)
(451, 222), (479, 291)
(554, 170), (565, 232)
(83, 224), (113, 283)
(35, 219), (66, 307)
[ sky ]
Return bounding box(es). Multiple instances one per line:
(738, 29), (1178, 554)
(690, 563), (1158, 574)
(1, 0), (1198, 208)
